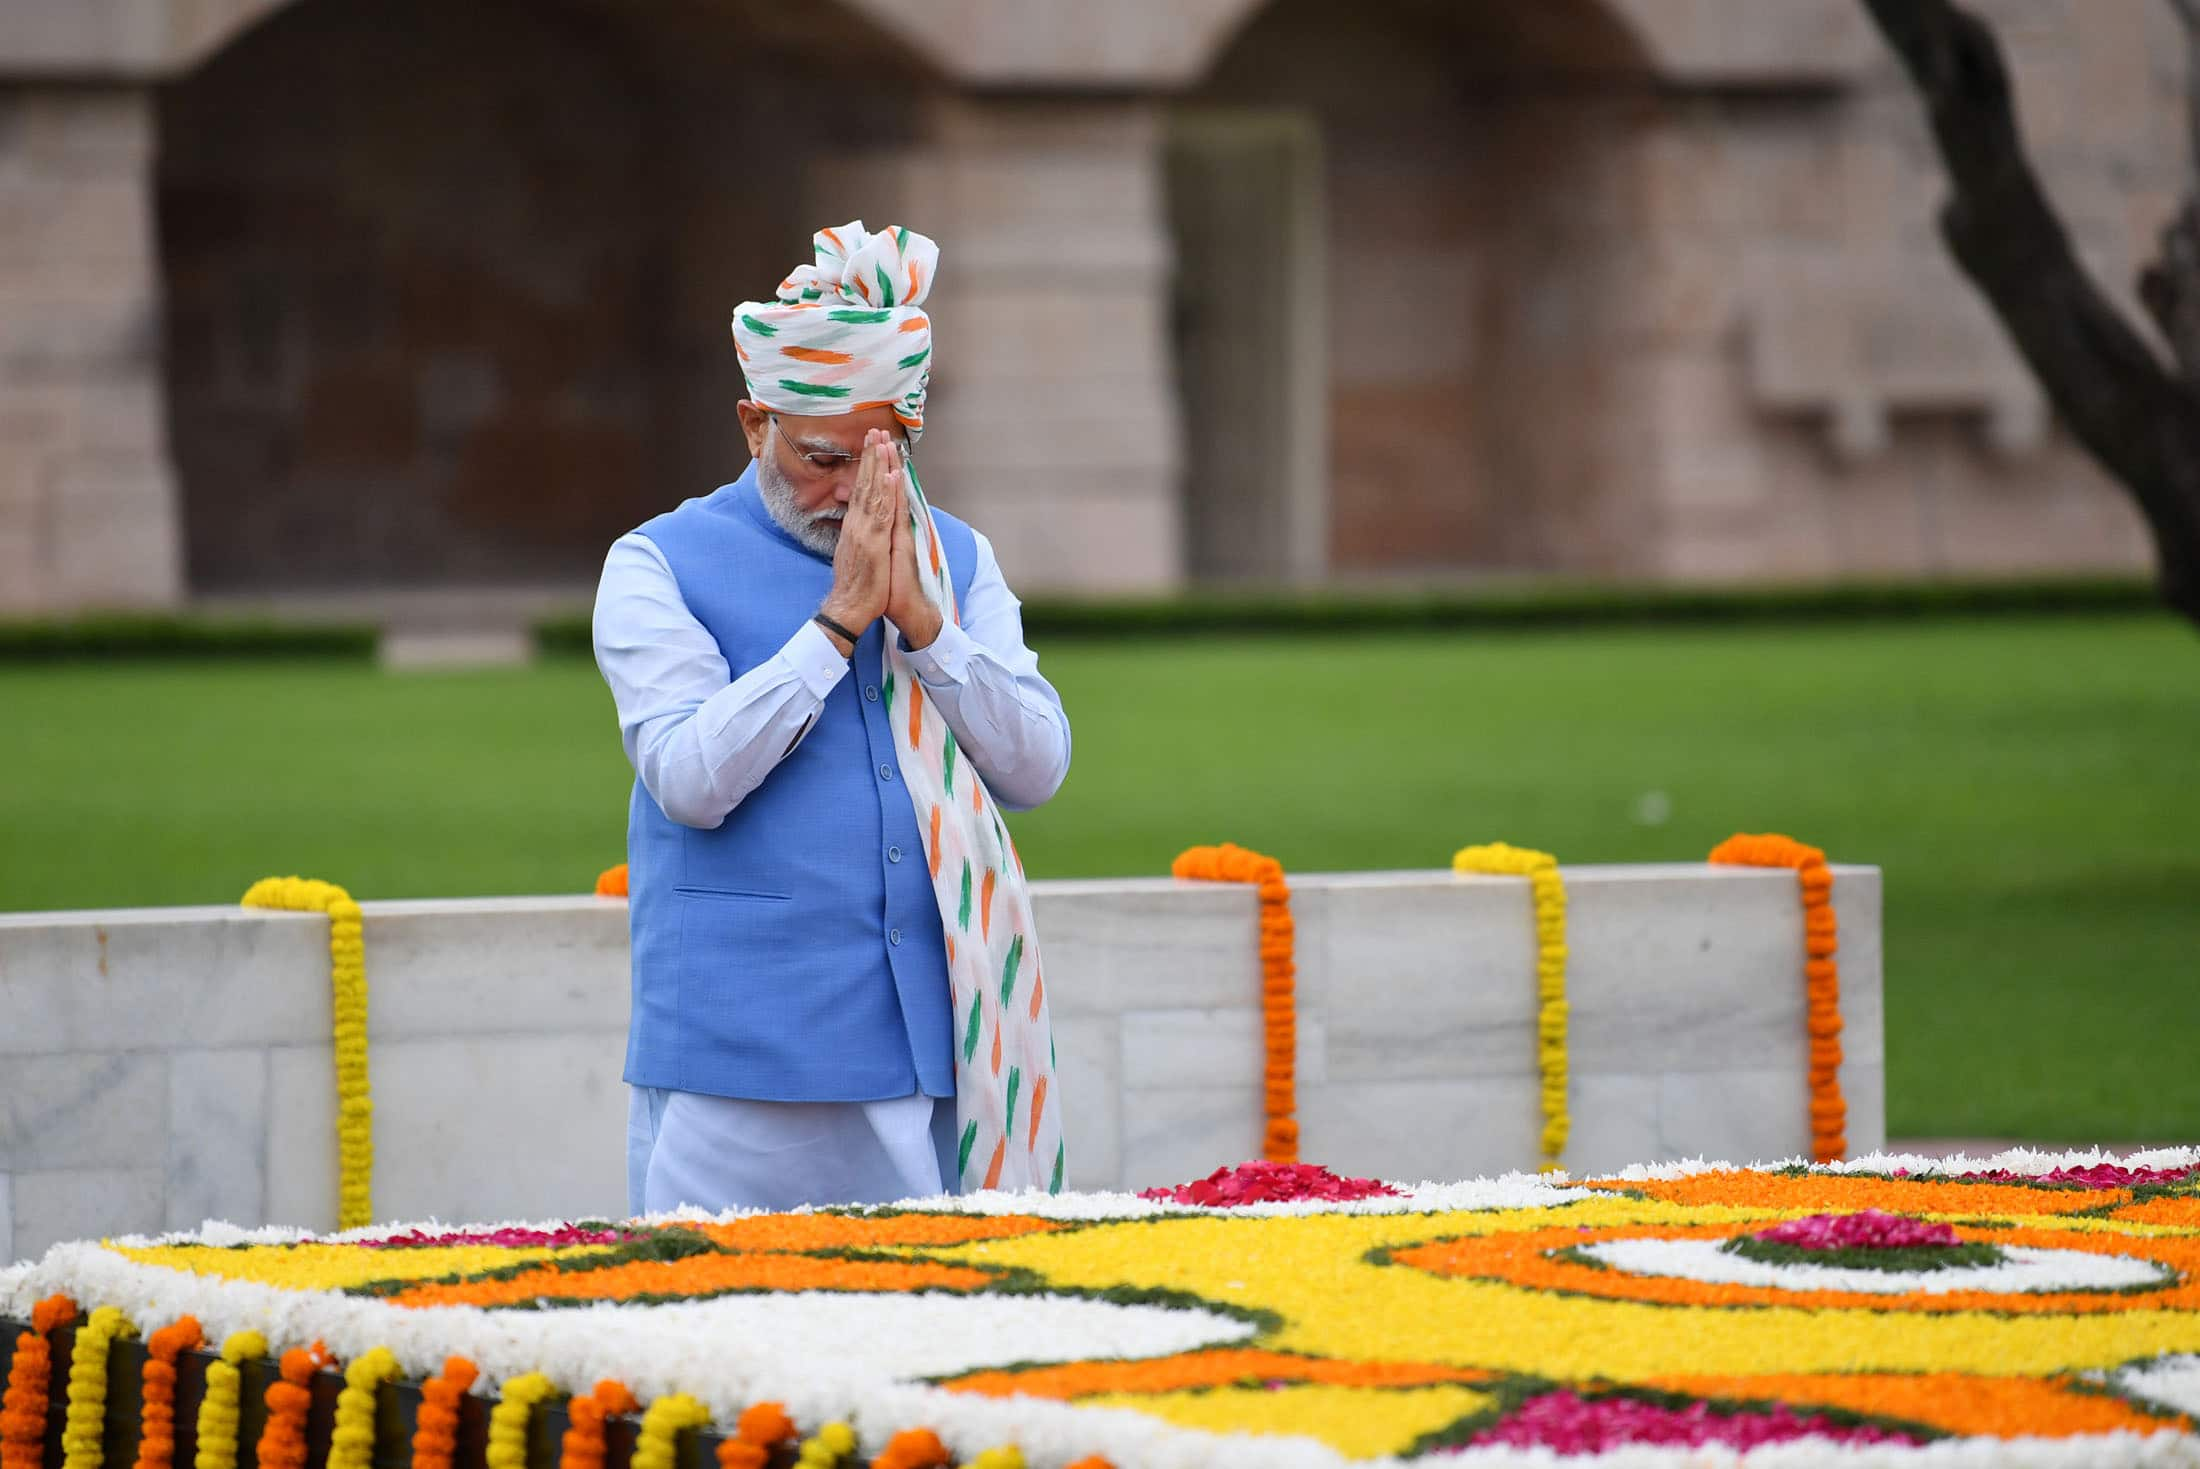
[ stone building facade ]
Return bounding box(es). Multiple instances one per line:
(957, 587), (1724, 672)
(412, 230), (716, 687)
(0, 0), (2183, 612)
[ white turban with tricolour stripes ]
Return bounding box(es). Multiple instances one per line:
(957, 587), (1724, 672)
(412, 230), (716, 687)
(731, 221), (938, 439)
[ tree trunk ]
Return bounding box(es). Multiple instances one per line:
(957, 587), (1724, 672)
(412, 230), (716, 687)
(1860, 0), (2200, 628)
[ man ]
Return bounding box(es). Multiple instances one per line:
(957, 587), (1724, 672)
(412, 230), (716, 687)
(592, 222), (1070, 1215)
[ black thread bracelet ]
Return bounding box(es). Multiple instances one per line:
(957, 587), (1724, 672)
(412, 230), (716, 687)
(812, 611), (860, 649)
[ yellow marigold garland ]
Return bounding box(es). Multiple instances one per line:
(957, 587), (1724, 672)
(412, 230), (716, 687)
(241, 876), (374, 1228)
(794, 1421), (858, 1469)
(326, 1346), (401, 1469)
(1171, 843), (1299, 1163)
(634, 1394), (712, 1469)
(1709, 833), (1847, 1162)
(964, 1449), (1027, 1469)
(61, 1306), (136, 1469)
(1452, 843), (1570, 1170)
(192, 1332), (266, 1469)
(485, 1373), (561, 1469)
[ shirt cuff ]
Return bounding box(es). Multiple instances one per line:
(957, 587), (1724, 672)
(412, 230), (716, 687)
(785, 619), (854, 701)
(902, 618), (974, 687)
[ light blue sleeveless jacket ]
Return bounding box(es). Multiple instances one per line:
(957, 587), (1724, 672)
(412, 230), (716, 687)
(622, 464), (977, 1101)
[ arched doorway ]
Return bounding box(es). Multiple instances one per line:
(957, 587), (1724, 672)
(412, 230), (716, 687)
(1170, 0), (1660, 581)
(158, 0), (935, 596)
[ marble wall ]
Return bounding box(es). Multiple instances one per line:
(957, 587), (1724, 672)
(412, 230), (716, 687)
(0, 866), (1882, 1261)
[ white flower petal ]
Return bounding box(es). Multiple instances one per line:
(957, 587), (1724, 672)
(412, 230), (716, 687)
(1578, 1238), (2172, 1295)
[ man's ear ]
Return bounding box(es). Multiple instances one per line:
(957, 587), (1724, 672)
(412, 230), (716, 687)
(736, 401), (770, 460)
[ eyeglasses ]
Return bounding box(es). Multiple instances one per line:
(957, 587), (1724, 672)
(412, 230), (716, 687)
(769, 417), (909, 478)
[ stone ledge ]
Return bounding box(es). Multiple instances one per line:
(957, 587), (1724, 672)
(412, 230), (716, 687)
(0, 864), (1885, 1244)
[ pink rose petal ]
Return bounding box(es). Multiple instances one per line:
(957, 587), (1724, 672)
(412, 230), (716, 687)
(1950, 1162), (2198, 1189)
(349, 1224), (644, 1249)
(1464, 1391), (1923, 1454)
(1752, 1210), (1962, 1251)
(1138, 1161), (1401, 1207)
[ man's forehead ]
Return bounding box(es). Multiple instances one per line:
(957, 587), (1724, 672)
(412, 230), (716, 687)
(775, 409), (905, 452)
(787, 427), (867, 452)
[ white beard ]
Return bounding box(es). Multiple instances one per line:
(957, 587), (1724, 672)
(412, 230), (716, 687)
(756, 453), (843, 556)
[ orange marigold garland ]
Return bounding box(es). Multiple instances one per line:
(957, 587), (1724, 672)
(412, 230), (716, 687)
(2, 1296), (77, 1469)
(1709, 833), (1847, 1161)
(560, 1380), (639, 1469)
(715, 1404), (797, 1469)
(413, 1363), (484, 1469)
(1172, 843), (1298, 1163)
(132, 1319), (204, 1469)
(410, 1357), (479, 1469)
(871, 1428), (953, 1469)
(254, 1342), (331, 1469)
(594, 864), (629, 898)
(380, 1250), (990, 1309)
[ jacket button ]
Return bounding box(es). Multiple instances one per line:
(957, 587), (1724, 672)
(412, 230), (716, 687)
(888, 928), (903, 946)
(879, 763), (894, 781)
(864, 685), (879, 702)
(887, 846), (903, 864)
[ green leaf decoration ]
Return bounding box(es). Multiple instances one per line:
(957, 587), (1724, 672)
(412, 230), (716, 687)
(882, 673), (895, 713)
(999, 933), (1024, 1006)
(1051, 1141), (1065, 1193)
(958, 860), (973, 931)
(963, 1001), (982, 1063)
(958, 1120), (978, 1179)
(1006, 1066), (1022, 1129)
(943, 729), (958, 796)
(738, 313), (777, 337)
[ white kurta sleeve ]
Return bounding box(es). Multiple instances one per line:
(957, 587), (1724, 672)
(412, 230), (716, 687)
(592, 532), (849, 829)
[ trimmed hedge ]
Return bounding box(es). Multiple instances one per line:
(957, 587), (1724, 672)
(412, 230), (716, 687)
(0, 614), (378, 662)
(2, 576), (2161, 662)
(1013, 576), (2163, 638)
(527, 574), (2161, 653)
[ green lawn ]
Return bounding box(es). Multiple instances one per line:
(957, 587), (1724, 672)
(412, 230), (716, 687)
(5, 615), (2196, 1140)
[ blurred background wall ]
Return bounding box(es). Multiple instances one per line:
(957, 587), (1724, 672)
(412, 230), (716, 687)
(0, 0), (2181, 614)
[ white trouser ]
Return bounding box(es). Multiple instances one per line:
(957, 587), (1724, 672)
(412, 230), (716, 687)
(626, 1086), (957, 1216)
